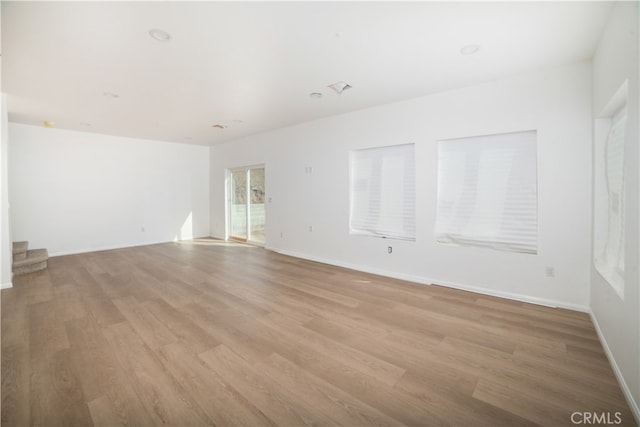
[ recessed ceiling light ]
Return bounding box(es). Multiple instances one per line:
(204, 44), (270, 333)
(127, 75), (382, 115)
(460, 44), (480, 55)
(103, 91), (119, 98)
(149, 28), (172, 42)
(327, 81), (352, 94)
(43, 121), (55, 128)
(309, 92), (323, 99)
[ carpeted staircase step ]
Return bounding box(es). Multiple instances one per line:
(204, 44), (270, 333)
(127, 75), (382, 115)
(12, 241), (28, 261)
(13, 248), (48, 276)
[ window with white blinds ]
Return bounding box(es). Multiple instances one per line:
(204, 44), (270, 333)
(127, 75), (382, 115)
(595, 105), (626, 297)
(435, 130), (537, 254)
(349, 144), (415, 240)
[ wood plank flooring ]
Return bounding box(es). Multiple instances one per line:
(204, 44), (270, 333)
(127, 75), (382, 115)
(1, 239), (636, 426)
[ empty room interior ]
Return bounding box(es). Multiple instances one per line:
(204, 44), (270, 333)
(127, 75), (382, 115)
(1, 1), (639, 426)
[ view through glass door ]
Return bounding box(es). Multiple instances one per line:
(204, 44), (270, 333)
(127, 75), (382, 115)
(229, 166), (265, 244)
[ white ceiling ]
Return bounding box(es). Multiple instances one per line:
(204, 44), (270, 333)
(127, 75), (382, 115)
(2, 1), (612, 146)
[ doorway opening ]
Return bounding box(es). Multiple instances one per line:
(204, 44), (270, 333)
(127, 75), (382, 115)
(228, 166), (265, 245)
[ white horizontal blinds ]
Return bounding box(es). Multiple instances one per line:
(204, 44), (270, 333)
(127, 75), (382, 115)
(435, 130), (537, 254)
(350, 144), (415, 240)
(603, 106), (626, 275)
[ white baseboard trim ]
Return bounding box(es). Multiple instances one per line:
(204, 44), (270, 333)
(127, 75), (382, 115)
(50, 240), (172, 257)
(272, 248), (434, 285)
(590, 311), (640, 425)
(48, 237), (209, 257)
(1, 281), (12, 289)
(270, 247), (589, 312)
(430, 277), (589, 312)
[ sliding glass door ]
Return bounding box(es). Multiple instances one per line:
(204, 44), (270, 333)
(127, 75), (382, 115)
(228, 166), (265, 244)
(230, 169), (248, 240)
(249, 168), (265, 243)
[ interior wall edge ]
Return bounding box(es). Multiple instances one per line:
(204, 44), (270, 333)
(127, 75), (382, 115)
(590, 310), (640, 425)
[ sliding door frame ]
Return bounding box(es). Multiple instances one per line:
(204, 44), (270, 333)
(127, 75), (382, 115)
(226, 164), (265, 246)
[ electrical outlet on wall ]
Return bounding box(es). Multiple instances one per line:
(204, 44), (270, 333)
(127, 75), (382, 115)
(546, 266), (555, 277)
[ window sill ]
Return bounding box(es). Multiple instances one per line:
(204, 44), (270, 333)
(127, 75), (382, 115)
(594, 258), (624, 300)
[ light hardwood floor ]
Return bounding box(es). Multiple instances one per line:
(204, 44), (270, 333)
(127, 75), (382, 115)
(1, 239), (636, 426)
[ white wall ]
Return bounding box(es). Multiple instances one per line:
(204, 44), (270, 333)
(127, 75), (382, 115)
(590, 1), (640, 420)
(1, 94), (11, 288)
(210, 61), (593, 310)
(9, 124), (210, 255)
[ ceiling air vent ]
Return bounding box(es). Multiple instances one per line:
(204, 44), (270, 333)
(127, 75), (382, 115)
(327, 81), (352, 94)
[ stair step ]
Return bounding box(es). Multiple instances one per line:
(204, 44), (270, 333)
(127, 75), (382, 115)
(12, 248), (49, 276)
(12, 241), (28, 254)
(12, 241), (28, 260)
(13, 259), (48, 276)
(13, 248), (48, 269)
